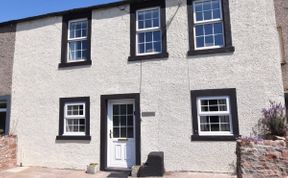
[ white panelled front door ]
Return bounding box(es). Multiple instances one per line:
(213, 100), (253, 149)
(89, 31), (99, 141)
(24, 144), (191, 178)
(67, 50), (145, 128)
(107, 99), (136, 168)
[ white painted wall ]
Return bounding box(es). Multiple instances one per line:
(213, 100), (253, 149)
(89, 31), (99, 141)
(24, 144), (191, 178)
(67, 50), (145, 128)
(11, 0), (284, 173)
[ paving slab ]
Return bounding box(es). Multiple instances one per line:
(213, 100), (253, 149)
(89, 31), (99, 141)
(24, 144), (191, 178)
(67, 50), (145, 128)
(0, 167), (236, 178)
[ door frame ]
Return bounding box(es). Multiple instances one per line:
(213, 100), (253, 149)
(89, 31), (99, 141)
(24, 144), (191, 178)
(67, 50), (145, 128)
(100, 93), (141, 171)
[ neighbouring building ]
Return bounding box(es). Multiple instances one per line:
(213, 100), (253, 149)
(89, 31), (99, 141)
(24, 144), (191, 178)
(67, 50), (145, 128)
(0, 0), (285, 174)
(0, 24), (15, 136)
(274, 0), (288, 105)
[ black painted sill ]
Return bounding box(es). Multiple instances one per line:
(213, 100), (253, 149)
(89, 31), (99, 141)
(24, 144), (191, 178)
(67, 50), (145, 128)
(128, 52), (169, 61)
(187, 46), (235, 56)
(58, 60), (92, 68)
(191, 135), (237, 141)
(56, 135), (91, 141)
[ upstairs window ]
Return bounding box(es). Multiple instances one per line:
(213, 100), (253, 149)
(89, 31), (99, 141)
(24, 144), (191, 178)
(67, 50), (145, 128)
(136, 8), (162, 55)
(68, 19), (88, 62)
(187, 0), (234, 56)
(59, 11), (92, 68)
(194, 0), (224, 49)
(129, 0), (168, 61)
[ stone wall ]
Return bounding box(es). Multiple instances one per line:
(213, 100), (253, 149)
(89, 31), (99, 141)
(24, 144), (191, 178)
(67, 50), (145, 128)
(0, 136), (17, 170)
(237, 139), (288, 178)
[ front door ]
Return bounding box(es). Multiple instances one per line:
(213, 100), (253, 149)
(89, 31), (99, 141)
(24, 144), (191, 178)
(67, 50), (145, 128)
(107, 99), (136, 168)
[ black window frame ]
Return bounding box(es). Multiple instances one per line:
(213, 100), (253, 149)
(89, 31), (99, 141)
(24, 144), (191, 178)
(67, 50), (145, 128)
(59, 11), (92, 68)
(187, 0), (235, 56)
(0, 96), (11, 136)
(128, 0), (169, 61)
(190, 88), (239, 141)
(56, 97), (91, 141)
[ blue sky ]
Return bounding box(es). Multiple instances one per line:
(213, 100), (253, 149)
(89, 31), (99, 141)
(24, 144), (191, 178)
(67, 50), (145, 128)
(0, 0), (119, 23)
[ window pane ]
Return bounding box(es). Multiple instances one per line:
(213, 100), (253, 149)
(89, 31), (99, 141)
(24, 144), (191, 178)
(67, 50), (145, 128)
(212, 0), (220, 8)
(205, 36), (214, 46)
(120, 116), (126, 126)
(66, 104), (84, 116)
(146, 32), (153, 42)
(213, 9), (221, 19)
(1, 122), (6, 135)
(211, 124), (220, 131)
(214, 23), (223, 34)
(195, 3), (202, 11)
(210, 116), (219, 123)
(196, 12), (203, 21)
(113, 105), (119, 115)
(127, 128), (134, 138)
(120, 105), (126, 115)
(69, 20), (88, 39)
(146, 42), (153, 53)
(204, 24), (213, 35)
(127, 104), (133, 115)
(138, 20), (144, 29)
(200, 124), (210, 131)
(200, 116), (209, 124)
(153, 19), (159, 27)
(113, 128), (120, 138)
(196, 37), (205, 48)
(194, 0), (221, 22)
(203, 10), (212, 20)
(138, 33), (145, 43)
(203, 2), (212, 10)
(220, 116), (230, 123)
(127, 116), (134, 126)
(0, 102), (7, 109)
(195, 26), (204, 36)
(221, 124), (230, 131)
(145, 20), (152, 28)
(79, 126), (85, 132)
(153, 31), (161, 41)
(139, 44), (145, 54)
(68, 41), (87, 61)
(215, 34), (224, 46)
(121, 128), (127, 138)
(138, 12), (144, 20)
(113, 116), (120, 127)
(153, 9), (159, 18)
(137, 31), (162, 54)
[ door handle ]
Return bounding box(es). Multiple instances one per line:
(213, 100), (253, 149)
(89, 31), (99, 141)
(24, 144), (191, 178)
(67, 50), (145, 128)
(109, 130), (112, 138)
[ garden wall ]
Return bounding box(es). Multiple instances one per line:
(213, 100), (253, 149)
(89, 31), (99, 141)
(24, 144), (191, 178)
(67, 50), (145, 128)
(237, 139), (288, 178)
(0, 136), (17, 170)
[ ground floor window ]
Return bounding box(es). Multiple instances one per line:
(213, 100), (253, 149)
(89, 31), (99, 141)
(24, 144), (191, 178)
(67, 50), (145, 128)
(56, 97), (91, 140)
(0, 96), (10, 136)
(0, 101), (7, 135)
(191, 88), (239, 141)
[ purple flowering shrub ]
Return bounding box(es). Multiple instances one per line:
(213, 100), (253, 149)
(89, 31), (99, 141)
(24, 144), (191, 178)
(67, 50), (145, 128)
(259, 101), (287, 137)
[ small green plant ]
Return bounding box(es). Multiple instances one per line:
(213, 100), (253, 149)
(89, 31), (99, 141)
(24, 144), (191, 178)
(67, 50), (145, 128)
(259, 101), (287, 138)
(89, 163), (98, 167)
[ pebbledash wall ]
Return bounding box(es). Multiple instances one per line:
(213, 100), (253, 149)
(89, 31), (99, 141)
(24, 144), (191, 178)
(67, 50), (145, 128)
(10, 0), (284, 173)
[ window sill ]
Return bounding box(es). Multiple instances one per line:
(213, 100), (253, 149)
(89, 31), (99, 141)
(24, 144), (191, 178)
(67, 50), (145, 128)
(187, 46), (235, 56)
(56, 135), (91, 141)
(58, 60), (92, 68)
(191, 135), (237, 141)
(128, 52), (169, 61)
